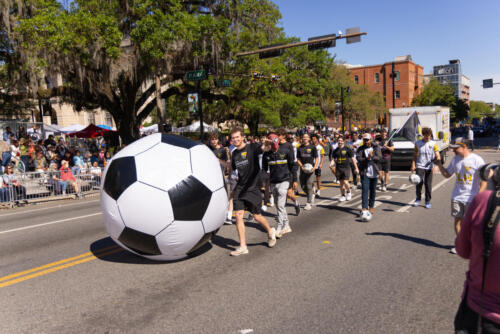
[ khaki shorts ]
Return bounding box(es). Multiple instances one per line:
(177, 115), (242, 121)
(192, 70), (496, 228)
(451, 200), (469, 219)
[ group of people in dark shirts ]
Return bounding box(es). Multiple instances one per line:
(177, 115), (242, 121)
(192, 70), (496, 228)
(208, 127), (394, 256)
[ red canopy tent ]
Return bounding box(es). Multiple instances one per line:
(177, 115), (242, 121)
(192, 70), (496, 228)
(67, 124), (115, 138)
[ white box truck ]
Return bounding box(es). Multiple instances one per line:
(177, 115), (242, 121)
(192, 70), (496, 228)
(389, 106), (450, 167)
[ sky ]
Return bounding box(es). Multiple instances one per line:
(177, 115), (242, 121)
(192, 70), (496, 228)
(272, 0), (500, 104)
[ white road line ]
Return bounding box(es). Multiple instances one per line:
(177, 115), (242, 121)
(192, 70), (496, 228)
(0, 212), (102, 234)
(396, 177), (453, 213)
(0, 199), (100, 218)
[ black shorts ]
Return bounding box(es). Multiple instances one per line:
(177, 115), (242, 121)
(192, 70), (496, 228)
(381, 159), (391, 172)
(315, 168), (322, 177)
(336, 166), (351, 181)
(233, 188), (262, 214)
(291, 163), (298, 183)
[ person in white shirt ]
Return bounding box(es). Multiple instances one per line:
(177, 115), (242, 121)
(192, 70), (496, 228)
(467, 127), (474, 151)
(411, 127), (441, 209)
(435, 137), (484, 253)
(349, 132), (362, 188)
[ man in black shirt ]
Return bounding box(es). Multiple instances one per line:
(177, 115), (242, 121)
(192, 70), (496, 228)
(297, 133), (318, 211)
(263, 133), (294, 238)
(278, 129), (300, 215)
(208, 133), (232, 224)
(330, 137), (358, 201)
(376, 129), (394, 192)
(229, 127), (276, 256)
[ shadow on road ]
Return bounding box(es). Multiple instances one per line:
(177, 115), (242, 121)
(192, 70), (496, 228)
(211, 234), (266, 251)
(90, 236), (213, 264)
(366, 232), (453, 250)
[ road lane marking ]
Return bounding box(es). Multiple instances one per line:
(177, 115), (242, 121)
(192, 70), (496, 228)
(0, 199), (100, 218)
(0, 212), (102, 235)
(396, 177), (453, 213)
(0, 245), (118, 283)
(0, 246), (122, 288)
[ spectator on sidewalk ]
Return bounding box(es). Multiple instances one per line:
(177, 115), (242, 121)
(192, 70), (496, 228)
(48, 162), (67, 195)
(2, 166), (26, 202)
(72, 150), (85, 174)
(34, 151), (48, 173)
(60, 160), (81, 197)
(19, 138), (30, 171)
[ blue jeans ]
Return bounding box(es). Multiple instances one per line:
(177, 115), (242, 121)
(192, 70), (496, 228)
(361, 175), (378, 210)
(0, 187), (10, 202)
(2, 152), (11, 167)
(59, 181), (68, 193)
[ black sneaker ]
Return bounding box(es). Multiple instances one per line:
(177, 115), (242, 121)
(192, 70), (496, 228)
(295, 204), (301, 216)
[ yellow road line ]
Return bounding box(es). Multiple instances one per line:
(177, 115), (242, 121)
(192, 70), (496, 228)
(0, 246), (122, 288)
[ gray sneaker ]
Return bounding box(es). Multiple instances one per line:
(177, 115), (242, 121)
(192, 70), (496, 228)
(230, 246), (249, 256)
(281, 225), (292, 236)
(268, 228), (277, 247)
(275, 226), (283, 239)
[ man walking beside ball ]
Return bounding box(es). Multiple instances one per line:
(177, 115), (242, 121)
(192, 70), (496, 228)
(297, 134), (318, 211)
(229, 127), (277, 256)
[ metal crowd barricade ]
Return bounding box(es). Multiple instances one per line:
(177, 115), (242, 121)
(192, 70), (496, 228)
(0, 167), (104, 208)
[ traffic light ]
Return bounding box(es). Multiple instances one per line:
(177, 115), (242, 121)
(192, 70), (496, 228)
(270, 74), (281, 82)
(308, 34), (335, 51)
(483, 79), (493, 88)
(258, 44), (284, 59)
(252, 70), (264, 80)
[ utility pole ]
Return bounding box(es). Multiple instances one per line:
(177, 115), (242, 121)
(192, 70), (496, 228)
(197, 80), (203, 142)
(341, 87), (345, 133)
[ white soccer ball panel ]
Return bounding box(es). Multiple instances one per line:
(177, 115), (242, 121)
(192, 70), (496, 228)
(101, 190), (125, 240)
(135, 143), (192, 191)
(111, 133), (162, 160)
(156, 220), (205, 259)
(116, 182), (174, 235)
(190, 145), (225, 192)
(202, 187), (228, 233)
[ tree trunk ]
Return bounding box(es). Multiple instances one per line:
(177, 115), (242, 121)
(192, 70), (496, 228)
(248, 112), (260, 136)
(115, 105), (140, 145)
(155, 74), (165, 126)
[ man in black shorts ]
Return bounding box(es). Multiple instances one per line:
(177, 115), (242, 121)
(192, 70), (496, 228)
(278, 129), (300, 215)
(297, 134), (318, 211)
(229, 127), (277, 256)
(330, 137), (358, 201)
(377, 129), (394, 192)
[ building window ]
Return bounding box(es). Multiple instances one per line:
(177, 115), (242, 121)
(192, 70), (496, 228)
(393, 71), (400, 81)
(395, 91), (400, 99)
(105, 112), (113, 126)
(87, 112), (96, 125)
(374, 73), (380, 83)
(354, 75), (358, 84)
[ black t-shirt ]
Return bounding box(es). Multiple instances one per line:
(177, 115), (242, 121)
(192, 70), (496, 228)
(211, 146), (228, 162)
(378, 138), (394, 159)
(331, 146), (353, 168)
(231, 143), (262, 191)
(297, 144), (317, 165)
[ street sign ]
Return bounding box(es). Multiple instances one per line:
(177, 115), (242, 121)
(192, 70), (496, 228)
(308, 34), (336, 51)
(187, 70), (207, 81)
(483, 79), (493, 88)
(346, 27), (361, 44)
(215, 79), (232, 87)
(259, 44), (284, 59)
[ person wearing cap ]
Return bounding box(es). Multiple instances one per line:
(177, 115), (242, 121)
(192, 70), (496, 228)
(262, 133), (295, 238)
(411, 127), (441, 209)
(356, 133), (382, 217)
(435, 137), (485, 254)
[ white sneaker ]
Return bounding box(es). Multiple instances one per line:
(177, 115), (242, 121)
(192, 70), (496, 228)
(304, 203), (312, 211)
(346, 192), (352, 201)
(339, 195), (346, 202)
(261, 205), (268, 212)
(268, 228), (277, 247)
(450, 247), (457, 254)
(382, 186), (387, 192)
(316, 189), (321, 196)
(269, 200), (274, 207)
(224, 218), (233, 225)
(226, 212), (232, 221)
(230, 246), (249, 256)
(377, 185), (382, 191)
(281, 225), (292, 236)
(275, 227), (283, 239)
(413, 200), (421, 207)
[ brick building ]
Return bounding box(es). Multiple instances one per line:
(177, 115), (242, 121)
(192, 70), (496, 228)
(348, 55), (424, 110)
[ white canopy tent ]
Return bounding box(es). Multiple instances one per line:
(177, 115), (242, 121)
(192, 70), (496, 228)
(179, 121), (217, 132)
(60, 124), (85, 133)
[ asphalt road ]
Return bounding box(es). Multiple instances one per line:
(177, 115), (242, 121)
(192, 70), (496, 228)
(0, 148), (498, 334)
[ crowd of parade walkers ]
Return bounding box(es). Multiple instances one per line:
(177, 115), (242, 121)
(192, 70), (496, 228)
(207, 126), (398, 256)
(0, 125), (113, 203)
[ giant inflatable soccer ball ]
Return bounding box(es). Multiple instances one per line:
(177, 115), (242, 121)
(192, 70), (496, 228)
(100, 133), (228, 261)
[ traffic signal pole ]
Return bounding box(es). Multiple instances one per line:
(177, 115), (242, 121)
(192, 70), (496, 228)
(198, 80), (204, 141)
(235, 31), (367, 57)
